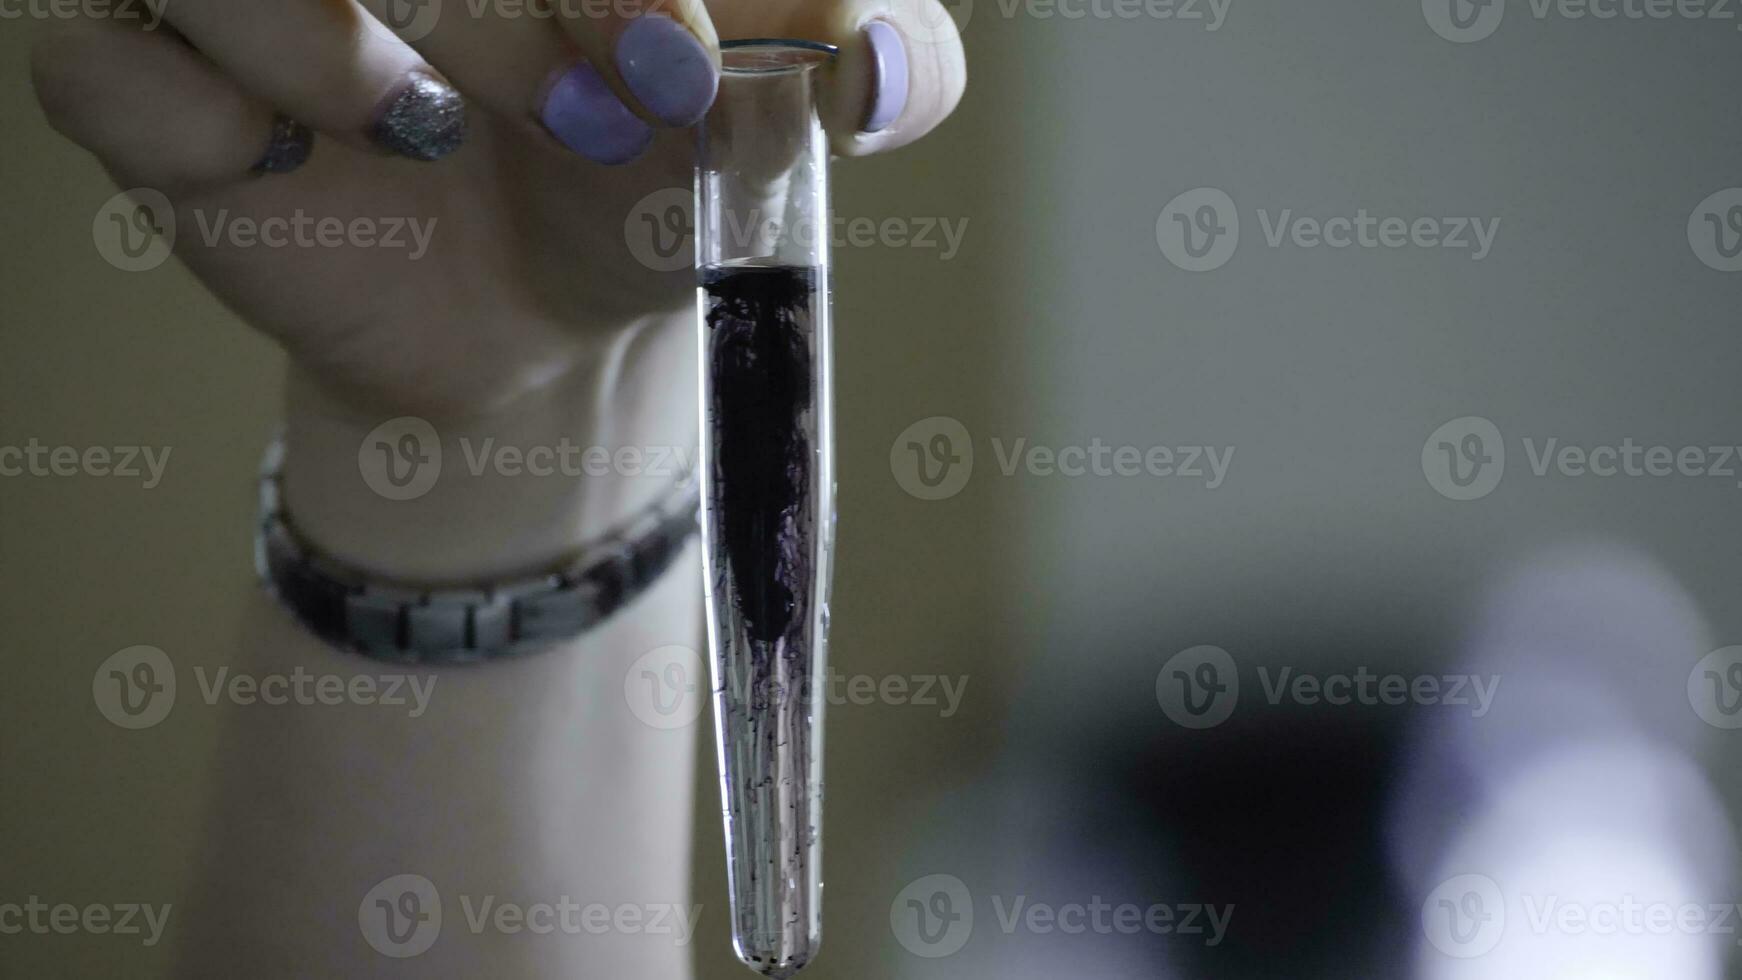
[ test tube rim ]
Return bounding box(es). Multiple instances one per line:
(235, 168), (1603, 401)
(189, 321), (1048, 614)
(719, 38), (840, 75)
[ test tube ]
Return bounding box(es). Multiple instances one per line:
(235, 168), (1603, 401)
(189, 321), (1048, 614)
(695, 38), (836, 979)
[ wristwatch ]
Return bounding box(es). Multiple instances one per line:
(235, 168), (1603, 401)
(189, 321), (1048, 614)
(254, 435), (700, 664)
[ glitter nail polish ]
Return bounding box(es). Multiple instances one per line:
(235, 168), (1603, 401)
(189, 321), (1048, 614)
(372, 74), (467, 162)
(252, 115), (315, 175)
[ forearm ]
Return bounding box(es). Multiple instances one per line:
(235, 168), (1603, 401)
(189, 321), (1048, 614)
(176, 314), (706, 978)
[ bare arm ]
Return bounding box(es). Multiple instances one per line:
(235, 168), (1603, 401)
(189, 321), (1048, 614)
(176, 322), (703, 978)
(31, 0), (963, 973)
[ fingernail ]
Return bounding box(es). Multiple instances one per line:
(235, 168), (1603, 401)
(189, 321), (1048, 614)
(253, 115), (314, 176)
(615, 14), (718, 127)
(372, 74), (467, 161)
(539, 61), (655, 165)
(863, 20), (909, 134)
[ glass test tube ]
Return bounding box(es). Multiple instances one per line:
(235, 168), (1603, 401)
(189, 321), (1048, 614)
(695, 39), (836, 979)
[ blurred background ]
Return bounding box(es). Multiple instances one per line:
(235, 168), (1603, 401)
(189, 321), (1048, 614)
(5, 1), (1742, 977)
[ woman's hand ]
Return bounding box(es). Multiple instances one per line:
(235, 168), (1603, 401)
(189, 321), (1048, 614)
(31, 0), (965, 416)
(31, 0), (965, 582)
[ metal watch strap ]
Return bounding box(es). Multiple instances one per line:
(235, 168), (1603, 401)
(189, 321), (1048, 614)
(254, 435), (700, 664)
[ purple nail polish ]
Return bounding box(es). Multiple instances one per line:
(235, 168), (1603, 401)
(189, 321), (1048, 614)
(863, 20), (909, 134)
(540, 62), (655, 165)
(616, 15), (718, 127)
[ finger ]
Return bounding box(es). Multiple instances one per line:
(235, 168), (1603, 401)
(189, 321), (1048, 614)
(160, 0), (467, 162)
(352, 0), (648, 166)
(757, 0), (967, 157)
(549, 0), (720, 131)
(354, 0), (567, 129)
(32, 18), (315, 188)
